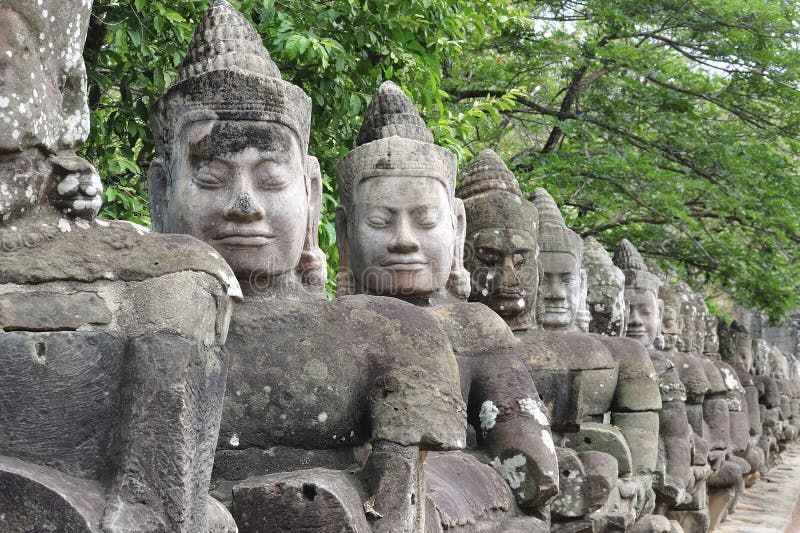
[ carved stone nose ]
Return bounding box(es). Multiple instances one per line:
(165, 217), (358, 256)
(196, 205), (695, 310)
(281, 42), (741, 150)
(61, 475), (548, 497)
(225, 192), (262, 220)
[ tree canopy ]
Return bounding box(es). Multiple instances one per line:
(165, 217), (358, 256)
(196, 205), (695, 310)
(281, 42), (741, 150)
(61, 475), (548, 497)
(83, 0), (800, 320)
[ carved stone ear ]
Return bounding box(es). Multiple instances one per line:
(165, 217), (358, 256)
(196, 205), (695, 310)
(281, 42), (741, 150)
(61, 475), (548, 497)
(657, 298), (665, 337)
(334, 205), (355, 296)
(304, 156), (323, 249)
(148, 158), (168, 233)
(447, 198), (470, 299)
(298, 156), (327, 288)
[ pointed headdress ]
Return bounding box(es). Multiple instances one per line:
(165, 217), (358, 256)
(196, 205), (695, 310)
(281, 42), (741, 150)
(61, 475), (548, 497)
(336, 81), (457, 209)
(613, 239), (661, 293)
(152, 0), (311, 160)
(582, 236), (624, 290)
(531, 187), (583, 261)
(457, 149), (537, 236)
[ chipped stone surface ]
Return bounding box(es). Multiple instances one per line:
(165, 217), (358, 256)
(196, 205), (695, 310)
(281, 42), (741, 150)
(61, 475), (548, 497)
(0, 291), (111, 331)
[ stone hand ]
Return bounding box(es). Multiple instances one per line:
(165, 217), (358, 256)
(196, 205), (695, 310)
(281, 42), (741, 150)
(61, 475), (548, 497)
(51, 155), (103, 220)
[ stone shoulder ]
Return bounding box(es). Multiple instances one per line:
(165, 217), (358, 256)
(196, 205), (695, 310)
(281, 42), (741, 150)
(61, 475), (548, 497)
(0, 216), (240, 298)
(515, 328), (615, 371)
(429, 301), (519, 356)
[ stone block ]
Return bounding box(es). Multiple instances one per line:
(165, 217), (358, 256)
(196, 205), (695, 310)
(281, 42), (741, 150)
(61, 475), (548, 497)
(0, 455), (105, 532)
(564, 422), (633, 476)
(232, 468), (370, 533)
(0, 291), (111, 331)
(613, 411), (660, 475)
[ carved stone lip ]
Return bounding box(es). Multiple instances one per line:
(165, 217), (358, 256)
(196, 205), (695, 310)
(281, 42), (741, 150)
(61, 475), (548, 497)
(496, 286), (523, 297)
(214, 235), (274, 246)
(626, 329), (647, 337)
(381, 262), (429, 271)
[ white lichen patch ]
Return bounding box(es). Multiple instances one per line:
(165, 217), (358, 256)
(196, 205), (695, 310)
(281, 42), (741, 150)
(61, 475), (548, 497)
(490, 454), (527, 489)
(541, 429), (556, 456)
(57, 218), (71, 233)
(479, 400), (499, 431)
(720, 366), (741, 391)
(73, 218), (90, 230)
(317, 412), (328, 423)
(518, 397), (550, 426)
(229, 433), (240, 447)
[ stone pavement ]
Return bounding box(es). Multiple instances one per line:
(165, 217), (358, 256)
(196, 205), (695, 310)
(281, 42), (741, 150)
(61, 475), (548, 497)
(717, 446), (800, 533)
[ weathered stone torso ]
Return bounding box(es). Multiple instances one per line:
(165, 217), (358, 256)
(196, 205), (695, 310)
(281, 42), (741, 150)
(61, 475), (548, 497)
(212, 295), (466, 484)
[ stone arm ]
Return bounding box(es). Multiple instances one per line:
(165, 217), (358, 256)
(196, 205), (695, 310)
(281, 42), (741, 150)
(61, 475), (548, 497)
(103, 271), (235, 533)
(362, 299), (468, 533)
(469, 353), (559, 512)
(430, 302), (559, 513)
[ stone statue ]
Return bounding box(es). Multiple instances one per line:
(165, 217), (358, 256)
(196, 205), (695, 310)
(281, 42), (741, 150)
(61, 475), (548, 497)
(458, 156), (664, 531)
(614, 240), (705, 528)
(0, 1), (241, 531)
(664, 279), (747, 531)
(149, 3), (467, 532)
(336, 88), (558, 530)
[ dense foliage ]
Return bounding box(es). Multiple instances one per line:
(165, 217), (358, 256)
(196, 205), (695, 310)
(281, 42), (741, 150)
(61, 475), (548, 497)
(83, 0), (800, 320)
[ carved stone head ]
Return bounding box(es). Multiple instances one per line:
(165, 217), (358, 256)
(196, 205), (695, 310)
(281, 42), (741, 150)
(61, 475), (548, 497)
(335, 81), (468, 300)
(613, 239), (663, 349)
(671, 279), (707, 356)
(658, 281), (683, 352)
(149, 0), (325, 293)
(729, 321), (754, 371)
(458, 149), (538, 330)
(704, 313), (720, 356)
(581, 236), (625, 336)
(752, 338), (770, 376)
(0, 0), (100, 222)
(530, 188), (584, 330)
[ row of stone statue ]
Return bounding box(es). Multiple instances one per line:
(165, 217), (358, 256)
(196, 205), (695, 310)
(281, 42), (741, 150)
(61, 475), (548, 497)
(1, 1), (798, 532)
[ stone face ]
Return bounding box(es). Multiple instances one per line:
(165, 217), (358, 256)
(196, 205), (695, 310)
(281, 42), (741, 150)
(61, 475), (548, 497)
(336, 80), (465, 301)
(0, 1), (91, 155)
(582, 236), (626, 337)
(458, 149), (538, 331)
(531, 188), (584, 331)
(150, 0), (324, 297)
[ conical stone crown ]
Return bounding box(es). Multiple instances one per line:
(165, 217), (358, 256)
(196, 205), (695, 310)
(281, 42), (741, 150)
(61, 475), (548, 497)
(337, 81), (456, 209)
(583, 236), (623, 287)
(457, 149), (536, 235)
(613, 239), (660, 292)
(178, 0), (280, 82)
(153, 0), (312, 157)
(457, 149), (521, 199)
(531, 188), (566, 226)
(532, 187), (582, 258)
(355, 81), (434, 147)
(613, 239), (648, 272)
